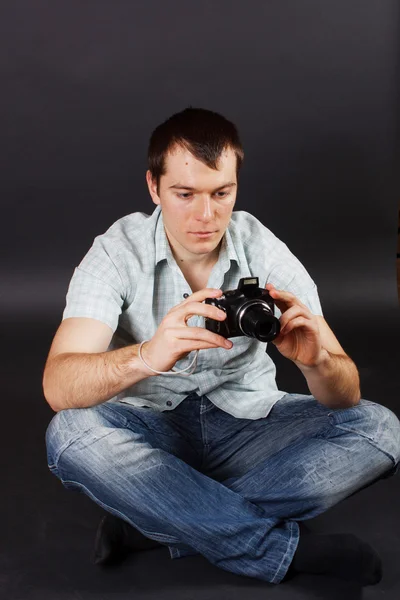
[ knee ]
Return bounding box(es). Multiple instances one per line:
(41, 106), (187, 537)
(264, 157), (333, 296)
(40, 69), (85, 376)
(45, 406), (153, 480)
(345, 401), (400, 466)
(376, 404), (400, 465)
(45, 406), (102, 469)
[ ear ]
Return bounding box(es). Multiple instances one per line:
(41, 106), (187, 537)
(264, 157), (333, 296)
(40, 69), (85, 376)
(146, 170), (160, 205)
(315, 315), (347, 357)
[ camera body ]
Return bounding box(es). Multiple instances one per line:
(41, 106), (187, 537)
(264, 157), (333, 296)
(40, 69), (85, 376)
(204, 277), (281, 343)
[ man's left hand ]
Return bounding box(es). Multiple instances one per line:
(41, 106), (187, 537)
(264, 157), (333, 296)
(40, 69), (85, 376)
(266, 282), (325, 368)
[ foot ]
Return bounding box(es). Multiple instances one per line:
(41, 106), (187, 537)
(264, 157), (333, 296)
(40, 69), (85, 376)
(92, 513), (163, 566)
(283, 523), (382, 586)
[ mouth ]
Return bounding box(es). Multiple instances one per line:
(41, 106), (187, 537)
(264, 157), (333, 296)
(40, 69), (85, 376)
(189, 231), (217, 238)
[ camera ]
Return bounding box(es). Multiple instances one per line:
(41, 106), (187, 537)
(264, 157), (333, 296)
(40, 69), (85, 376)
(204, 277), (281, 344)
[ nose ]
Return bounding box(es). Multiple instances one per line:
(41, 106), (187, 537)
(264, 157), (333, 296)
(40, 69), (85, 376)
(193, 195), (215, 221)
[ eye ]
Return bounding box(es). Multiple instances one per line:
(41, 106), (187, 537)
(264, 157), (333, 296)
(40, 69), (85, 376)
(177, 191), (229, 199)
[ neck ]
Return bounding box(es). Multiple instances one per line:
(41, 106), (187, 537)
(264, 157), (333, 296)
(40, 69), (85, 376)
(174, 241), (221, 270)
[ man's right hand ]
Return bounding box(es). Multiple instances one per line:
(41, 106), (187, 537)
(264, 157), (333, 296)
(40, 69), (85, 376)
(140, 288), (233, 374)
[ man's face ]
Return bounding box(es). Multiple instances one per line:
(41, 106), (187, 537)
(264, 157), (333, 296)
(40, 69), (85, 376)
(146, 144), (238, 265)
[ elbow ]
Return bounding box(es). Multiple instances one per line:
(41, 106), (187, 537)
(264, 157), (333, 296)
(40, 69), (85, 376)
(338, 388), (361, 409)
(43, 386), (58, 413)
(42, 369), (61, 413)
(351, 389), (362, 407)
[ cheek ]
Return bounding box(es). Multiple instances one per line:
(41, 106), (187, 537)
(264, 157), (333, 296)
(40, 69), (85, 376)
(165, 204), (186, 224)
(170, 213), (189, 235)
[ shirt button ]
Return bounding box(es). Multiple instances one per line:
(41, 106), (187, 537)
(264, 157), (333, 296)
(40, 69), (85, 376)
(166, 400), (172, 406)
(183, 293), (189, 299)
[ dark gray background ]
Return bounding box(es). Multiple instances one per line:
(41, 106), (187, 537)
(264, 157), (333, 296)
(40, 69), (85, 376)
(1, 2), (400, 599)
(1, 1), (399, 323)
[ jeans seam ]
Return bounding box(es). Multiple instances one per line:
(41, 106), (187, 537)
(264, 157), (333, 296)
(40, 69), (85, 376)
(48, 428), (117, 471)
(61, 479), (182, 543)
(47, 434), (84, 469)
(271, 520), (299, 584)
(334, 423), (397, 468)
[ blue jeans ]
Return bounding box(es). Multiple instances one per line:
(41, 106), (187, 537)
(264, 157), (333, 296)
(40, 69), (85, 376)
(45, 392), (400, 584)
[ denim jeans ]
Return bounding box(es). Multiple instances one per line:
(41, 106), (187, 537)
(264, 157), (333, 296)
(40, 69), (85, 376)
(45, 392), (400, 584)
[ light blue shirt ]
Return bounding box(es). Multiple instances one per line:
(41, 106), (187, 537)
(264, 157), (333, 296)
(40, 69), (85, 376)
(62, 204), (323, 419)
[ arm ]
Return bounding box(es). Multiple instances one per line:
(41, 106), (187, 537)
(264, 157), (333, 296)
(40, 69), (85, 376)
(266, 284), (361, 409)
(295, 345), (361, 409)
(43, 318), (155, 412)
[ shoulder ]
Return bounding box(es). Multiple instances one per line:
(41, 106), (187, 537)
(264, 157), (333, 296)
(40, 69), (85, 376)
(229, 210), (280, 250)
(76, 209), (157, 287)
(230, 209), (319, 298)
(80, 209), (158, 275)
(229, 209), (296, 265)
(97, 210), (155, 254)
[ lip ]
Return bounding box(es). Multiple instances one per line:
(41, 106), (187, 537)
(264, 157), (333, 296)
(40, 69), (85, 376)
(190, 231), (217, 238)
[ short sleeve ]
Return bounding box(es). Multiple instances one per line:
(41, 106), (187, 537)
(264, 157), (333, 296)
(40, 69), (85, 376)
(62, 238), (125, 333)
(296, 283), (324, 316)
(266, 239), (324, 319)
(272, 281), (324, 320)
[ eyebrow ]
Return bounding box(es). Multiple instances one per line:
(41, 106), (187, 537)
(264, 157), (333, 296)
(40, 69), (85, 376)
(168, 182), (237, 192)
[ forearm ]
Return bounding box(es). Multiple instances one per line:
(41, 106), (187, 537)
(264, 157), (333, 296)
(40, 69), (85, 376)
(295, 349), (361, 409)
(43, 344), (155, 412)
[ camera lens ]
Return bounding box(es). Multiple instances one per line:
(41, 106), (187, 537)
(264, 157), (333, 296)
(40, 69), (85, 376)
(239, 303), (280, 342)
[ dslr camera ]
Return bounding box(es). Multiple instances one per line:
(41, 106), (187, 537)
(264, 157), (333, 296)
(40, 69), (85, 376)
(204, 277), (281, 346)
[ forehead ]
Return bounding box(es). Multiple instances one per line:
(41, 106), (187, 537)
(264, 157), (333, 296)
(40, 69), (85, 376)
(164, 145), (237, 180)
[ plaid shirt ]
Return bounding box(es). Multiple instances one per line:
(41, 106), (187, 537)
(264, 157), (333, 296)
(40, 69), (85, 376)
(62, 204), (323, 419)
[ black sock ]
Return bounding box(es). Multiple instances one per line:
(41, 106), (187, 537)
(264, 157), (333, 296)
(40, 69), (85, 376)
(122, 519), (163, 551)
(93, 514), (162, 566)
(286, 531), (382, 585)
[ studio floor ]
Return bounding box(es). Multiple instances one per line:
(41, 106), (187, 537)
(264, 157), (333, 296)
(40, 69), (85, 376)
(2, 307), (400, 600)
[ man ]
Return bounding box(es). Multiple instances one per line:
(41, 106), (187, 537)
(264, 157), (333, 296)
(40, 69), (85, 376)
(43, 107), (400, 586)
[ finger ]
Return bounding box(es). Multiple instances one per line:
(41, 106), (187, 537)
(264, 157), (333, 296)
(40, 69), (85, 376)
(170, 327), (232, 349)
(279, 305), (313, 330)
(187, 288), (224, 301)
(266, 284), (307, 310)
(180, 301), (227, 323)
(175, 288), (223, 310)
(281, 316), (317, 335)
(179, 338), (232, 351)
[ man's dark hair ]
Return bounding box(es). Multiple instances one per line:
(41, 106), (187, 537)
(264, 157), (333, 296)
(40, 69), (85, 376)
(147, 106), (244, 196)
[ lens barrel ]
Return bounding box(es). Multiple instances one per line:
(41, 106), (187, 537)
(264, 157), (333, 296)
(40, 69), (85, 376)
(239, 303), (280, 342)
